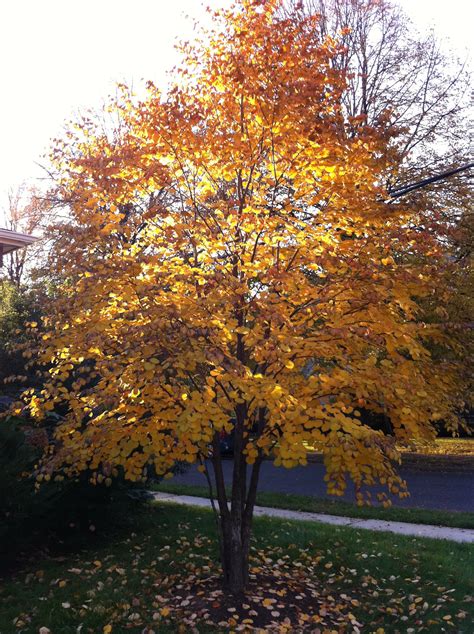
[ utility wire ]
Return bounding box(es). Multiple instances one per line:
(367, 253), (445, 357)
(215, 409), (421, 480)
(387, 162), (474, 199)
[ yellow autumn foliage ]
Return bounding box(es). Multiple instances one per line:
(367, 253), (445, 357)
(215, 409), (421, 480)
(22, 0), (465, 506)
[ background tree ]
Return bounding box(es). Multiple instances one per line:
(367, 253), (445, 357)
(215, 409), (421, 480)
(23, 0), (464, 594)
(0, 185), (52, 393)
(282, 0), (472, 187)
(1, 185), (49, 287)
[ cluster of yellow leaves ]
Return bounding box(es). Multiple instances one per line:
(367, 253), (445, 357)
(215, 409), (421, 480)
(23, 0), (464, 500)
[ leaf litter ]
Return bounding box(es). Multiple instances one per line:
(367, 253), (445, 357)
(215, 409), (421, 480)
(3, 517), (472, 632)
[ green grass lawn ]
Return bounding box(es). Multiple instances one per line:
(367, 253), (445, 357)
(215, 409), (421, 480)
(152, 481), (474, 529)
(1, 503), (472, 633)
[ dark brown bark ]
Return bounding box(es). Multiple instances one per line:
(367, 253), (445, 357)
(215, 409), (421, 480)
(211, 444), (249, 595)
(210, 407), (266, 595)
(220, 512), (248, 595)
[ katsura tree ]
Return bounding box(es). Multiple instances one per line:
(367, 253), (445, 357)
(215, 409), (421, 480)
(22, 0), (464, 594)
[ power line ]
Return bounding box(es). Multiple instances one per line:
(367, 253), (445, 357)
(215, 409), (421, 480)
(387, 162), (474, 199)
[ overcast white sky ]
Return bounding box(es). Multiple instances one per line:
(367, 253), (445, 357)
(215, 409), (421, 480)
(0, 0), (472, 212)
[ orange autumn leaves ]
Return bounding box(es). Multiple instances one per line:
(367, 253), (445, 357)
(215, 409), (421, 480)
(25, 0), (462, 501)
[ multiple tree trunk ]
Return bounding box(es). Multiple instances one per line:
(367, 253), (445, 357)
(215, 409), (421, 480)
(209, 411), (264, 595)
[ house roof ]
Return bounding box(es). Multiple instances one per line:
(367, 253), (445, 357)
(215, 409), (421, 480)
(0, 227), (38, 255)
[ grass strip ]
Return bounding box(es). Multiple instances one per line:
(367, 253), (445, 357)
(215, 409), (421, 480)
(303, 438), (474, 455)
(152, 481), (474, 529)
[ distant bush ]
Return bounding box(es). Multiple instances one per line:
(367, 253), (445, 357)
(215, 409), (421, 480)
(0, 280), (46, 390)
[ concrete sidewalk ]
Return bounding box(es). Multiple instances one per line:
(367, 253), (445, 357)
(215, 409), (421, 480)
(151, 492), (474, 544)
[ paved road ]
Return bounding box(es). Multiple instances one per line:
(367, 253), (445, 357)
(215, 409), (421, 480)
(172, 460), (474, 513)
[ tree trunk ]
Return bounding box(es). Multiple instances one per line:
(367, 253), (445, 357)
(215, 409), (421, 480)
(220, 513), (251, 595)
(211, 432), (264, 595)
(210, 403), (266, 595)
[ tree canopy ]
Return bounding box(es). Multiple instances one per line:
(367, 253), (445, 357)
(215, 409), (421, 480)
(20, 0), (466, 593)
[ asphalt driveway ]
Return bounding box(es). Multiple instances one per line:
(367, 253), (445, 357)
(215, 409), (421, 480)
(172, 460), (474, 513)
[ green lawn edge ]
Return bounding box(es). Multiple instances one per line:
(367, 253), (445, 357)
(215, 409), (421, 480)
(152, 482), (474, 529)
